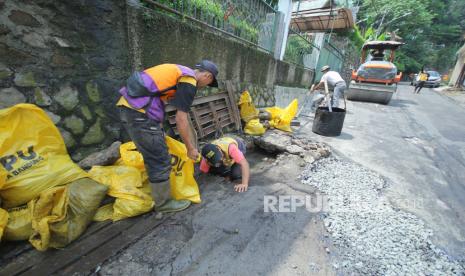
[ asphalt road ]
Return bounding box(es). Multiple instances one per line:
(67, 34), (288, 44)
(300, 83), (465, 260)
(99, 152), (334, 276)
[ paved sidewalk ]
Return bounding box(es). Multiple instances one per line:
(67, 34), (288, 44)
(433, 86), (465, 109)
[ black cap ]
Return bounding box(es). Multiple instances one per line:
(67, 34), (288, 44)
(195, 60), (219, 87)
(201, 144), (223, 167)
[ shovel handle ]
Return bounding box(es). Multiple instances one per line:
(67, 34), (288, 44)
(324, 80), (332, 112)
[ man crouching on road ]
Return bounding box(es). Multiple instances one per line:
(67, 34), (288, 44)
(117, 60), (219, 212)
(311, 65), (346, 107)
(200, 136), (250, 192)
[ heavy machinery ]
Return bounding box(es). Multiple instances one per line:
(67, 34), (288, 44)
(347, 41), (403, 104)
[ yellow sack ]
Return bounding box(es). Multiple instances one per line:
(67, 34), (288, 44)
(29, 178), (107, 251)
(89, 165), (154, 221)
(265, 99), (299, 132)
(165, 136), (201, 203)
(238, 91), (259, 123)
(244, 119), (266, 135)
(93, 203), (114, 222)
(118, 142), (145, 170)
(0, 208), (8, 240)
(3, 204), (32, 241)
(0, 167), (6, 190)
(118, 138), (201, 204)
(0, 104), (88, 208)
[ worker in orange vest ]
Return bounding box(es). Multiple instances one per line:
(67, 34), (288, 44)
(117, 60), (219, 213)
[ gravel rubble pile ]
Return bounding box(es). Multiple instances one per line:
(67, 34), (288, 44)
(301, 157), (465, 275)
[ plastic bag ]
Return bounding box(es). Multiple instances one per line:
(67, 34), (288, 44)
(244, 119), (266, 135)
(0, 208), (8, 240)
(165, 136), (201, 203)
(29, 178), (107, 251)
(238, 91), (259, 123)
(265, 99), (299, 132)
(3, 204), (32, 241)
(89, 165), (154, 221)
(118, 138), (201, 203)
(92, 203), (114, 222)
(0, 104), (88, 208)
(92, 137), (201, 221)
(117, 142), (145, 170)
(0, 167), (6, 190)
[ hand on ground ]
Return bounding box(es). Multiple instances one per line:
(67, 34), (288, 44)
(234, 183), (248, 193)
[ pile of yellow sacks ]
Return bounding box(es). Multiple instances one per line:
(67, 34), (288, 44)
(238, 91), (298, 135)
(0, 104), (200, 251)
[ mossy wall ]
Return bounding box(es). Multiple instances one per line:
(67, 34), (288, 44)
(0, 1), (314, 160)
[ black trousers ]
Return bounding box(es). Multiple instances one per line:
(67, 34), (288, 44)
(119, 107), (171, 183)
(415, 81), (425, 93)
(209, 163), (242, 181)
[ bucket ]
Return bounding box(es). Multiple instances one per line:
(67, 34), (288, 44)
(312, 106), (346, 136)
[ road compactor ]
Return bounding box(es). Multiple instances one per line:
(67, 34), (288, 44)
(347, 41), (403, 104)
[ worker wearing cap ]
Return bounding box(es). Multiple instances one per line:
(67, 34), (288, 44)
(117, 60), (219, 212)
(311, 65), (346, 107)
(200, 136), (250, 193)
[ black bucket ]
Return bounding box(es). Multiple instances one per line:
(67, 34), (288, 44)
(312, 107), (346, 136)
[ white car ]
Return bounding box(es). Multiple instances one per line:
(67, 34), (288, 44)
(410, 71), (441, 88)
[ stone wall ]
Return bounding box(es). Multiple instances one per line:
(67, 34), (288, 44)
(0, 0), (314, 159)
(0, 0), (130, 160)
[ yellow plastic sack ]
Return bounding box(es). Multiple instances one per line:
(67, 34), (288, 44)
(238, 91), (259, 123)
(0, 104), (88, 208)
(3, 204), (32, 241)
(92, 203), (114, 222)
(0, 167), (6, 190)
(118, 138), (201, 203)
(29, 178), (107, 251)
(89, 165), (154, 221)
(244, 119), (266, 135)
(117, 142), (145, 170)
(0, 208), (8, 240)
(265, 99), (299, 132)
(165, 136), (201, 203)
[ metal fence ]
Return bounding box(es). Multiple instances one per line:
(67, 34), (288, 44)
(314, 36), (344, 81)
(283, 28), (319, 69)
(143, 0), (278, 51)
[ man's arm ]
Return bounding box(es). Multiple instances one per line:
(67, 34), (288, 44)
(234, 158), (250, 193)
(313, 81), (324, 91)
(170, 77), (199, 160)
(175, 111), (199, 160)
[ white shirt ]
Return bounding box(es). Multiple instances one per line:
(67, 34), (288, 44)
(321, 71), (344, 86)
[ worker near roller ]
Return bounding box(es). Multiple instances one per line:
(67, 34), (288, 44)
(200, 136), (250, 193)
(117, 60), (219, 213)
(311, 65), (346, 107)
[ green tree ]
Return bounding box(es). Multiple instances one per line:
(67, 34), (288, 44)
(356, 0), (465, 74)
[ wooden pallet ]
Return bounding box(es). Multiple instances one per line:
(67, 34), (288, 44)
(165, 83), (242, 140)
(0, 212), (172, 276)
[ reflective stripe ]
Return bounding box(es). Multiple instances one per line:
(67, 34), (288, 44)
(212, 137), (238, 167)
(178, 76), (197, 86)
(116, 96), (146, 113)
(118, 64), (196, 120)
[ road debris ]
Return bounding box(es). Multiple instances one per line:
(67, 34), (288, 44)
(301, 157), (465, 275)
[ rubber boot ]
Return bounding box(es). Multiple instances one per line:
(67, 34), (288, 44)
(150, 180), (191, 213)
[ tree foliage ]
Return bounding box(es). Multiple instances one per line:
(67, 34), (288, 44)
(356, 0), (465, 74)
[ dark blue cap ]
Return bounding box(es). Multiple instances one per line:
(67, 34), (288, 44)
(195, 60), (219, 87)
(201, 143), (223, 167)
